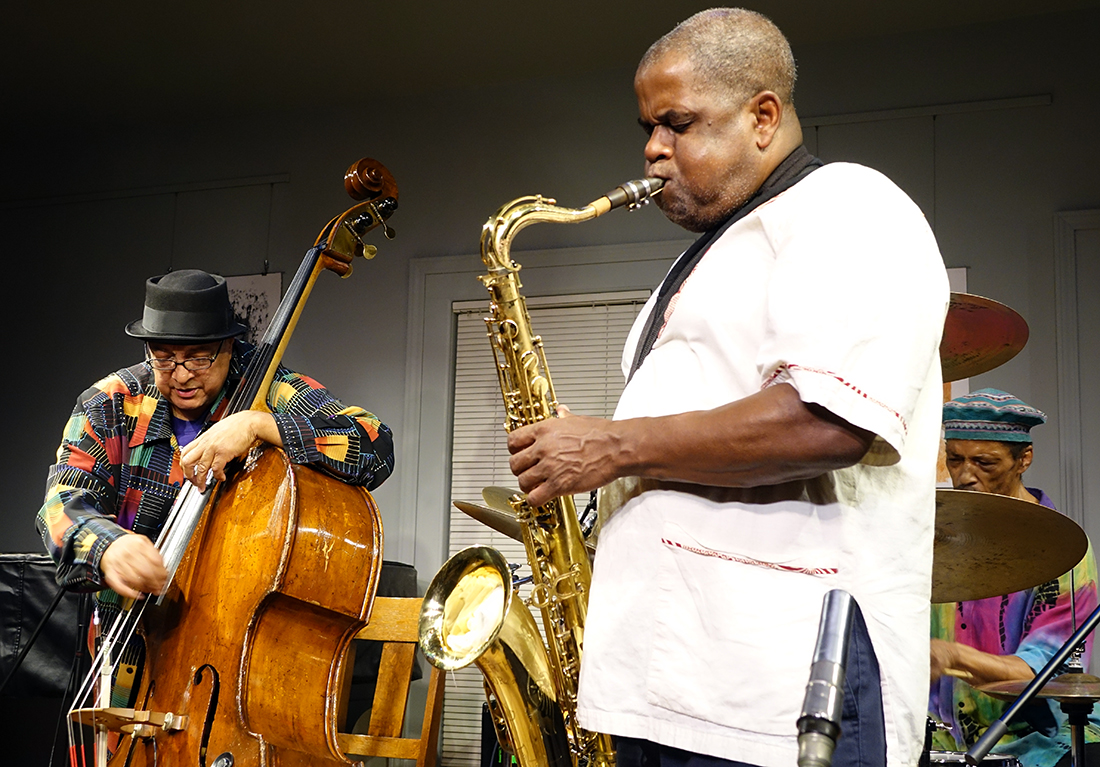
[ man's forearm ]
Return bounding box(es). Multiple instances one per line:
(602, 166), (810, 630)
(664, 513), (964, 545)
(933, 639), (1035, 686)
(508, 383), (875, 507)
(250, 410), (283, 446)
(615, 383), (874, 487)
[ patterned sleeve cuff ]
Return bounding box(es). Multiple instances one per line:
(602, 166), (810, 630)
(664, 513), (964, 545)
(272, 412), (321, 465)
(60, 518), (128, 590)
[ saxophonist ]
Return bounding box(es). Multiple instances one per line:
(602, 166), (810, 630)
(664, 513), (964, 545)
(506, 9), (948, 767)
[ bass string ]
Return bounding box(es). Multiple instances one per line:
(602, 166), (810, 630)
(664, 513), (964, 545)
(70, 600), (147, 711)
(66, 588), (151, 764)
(156, 480), (216, 603)
(66, 480), (207, 742)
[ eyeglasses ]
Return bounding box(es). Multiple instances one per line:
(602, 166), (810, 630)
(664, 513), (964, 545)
(145, 344), (223, 372)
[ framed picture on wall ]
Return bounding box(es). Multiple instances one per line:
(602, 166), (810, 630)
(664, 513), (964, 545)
(226, 272), (283, 346)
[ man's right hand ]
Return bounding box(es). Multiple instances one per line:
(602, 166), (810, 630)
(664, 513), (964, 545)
(100, 533), (169, 599)
(930, 637), (1035, 686)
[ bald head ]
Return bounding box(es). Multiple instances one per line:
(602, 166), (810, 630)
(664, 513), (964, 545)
(638, 8), (797, 108)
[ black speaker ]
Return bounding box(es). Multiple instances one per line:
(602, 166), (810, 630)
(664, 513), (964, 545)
(0, 553), (89, 765)
(0, 554), (86, 696)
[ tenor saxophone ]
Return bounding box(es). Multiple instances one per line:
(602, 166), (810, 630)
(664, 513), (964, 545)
(419, 178), (662, 767)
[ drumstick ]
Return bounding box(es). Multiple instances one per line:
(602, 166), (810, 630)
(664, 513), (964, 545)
(944, 667), (974, 680)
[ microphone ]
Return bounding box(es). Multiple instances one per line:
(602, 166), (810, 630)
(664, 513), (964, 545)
(797, 589), (856, 767)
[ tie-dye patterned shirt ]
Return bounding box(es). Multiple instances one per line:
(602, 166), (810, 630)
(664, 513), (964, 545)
(929, 488), (1100, 767)
(36, 340), (394, 591)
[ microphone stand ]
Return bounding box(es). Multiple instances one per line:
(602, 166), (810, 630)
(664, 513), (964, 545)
(798, 590), (856, 767)
(966, 602), (1100, 766)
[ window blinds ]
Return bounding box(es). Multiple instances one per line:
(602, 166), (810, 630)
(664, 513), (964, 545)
(441, 290), (649, 767)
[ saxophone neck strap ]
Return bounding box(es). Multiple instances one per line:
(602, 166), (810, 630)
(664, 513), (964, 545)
(628, 146), (823, 381)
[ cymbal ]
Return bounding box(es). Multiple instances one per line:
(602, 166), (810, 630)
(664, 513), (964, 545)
(979, 673), (1100, 702)
(941, 293), (1029, 382)
(932, 489), (1087, 603)
(454, 500), (523, 543)
(458, 488), (598, 555)
(483, 486), (522, 515)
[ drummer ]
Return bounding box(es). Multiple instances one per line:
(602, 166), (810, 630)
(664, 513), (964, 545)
(929, 388), (1100, 767)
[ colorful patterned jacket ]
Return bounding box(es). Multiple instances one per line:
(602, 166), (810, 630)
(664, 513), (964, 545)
(36, 340), (394, 591)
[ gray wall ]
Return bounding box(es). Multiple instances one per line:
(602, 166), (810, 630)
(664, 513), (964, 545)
(3, 8), (1098, 592)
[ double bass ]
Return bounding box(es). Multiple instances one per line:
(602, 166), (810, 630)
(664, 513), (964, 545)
(69, 158), (399, 767)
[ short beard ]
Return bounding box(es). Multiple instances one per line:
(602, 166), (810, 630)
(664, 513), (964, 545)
(656, 175), (757, 233)
(656, 196), (720, 233)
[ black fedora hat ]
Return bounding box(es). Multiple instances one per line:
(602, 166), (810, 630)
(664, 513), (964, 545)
(125, 269), (248, 343)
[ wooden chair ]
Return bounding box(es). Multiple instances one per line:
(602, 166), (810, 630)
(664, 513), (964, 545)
(338, 596), (445, 767)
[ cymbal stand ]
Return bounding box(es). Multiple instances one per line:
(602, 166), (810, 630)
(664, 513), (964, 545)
(1061, 699), (1091, 767)
(966, 602), (1100, 766)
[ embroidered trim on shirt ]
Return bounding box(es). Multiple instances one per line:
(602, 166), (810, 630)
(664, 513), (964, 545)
(763, 362), (908, 434)
(661, 537), (838, 576)
(654, 275), (690, 344)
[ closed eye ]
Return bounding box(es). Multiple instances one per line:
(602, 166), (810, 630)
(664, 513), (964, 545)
(637, 115), (694, 137)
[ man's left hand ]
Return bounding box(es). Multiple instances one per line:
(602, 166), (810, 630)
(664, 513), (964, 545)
(507, 406), (626, 508)
(180, 411), (282, 491)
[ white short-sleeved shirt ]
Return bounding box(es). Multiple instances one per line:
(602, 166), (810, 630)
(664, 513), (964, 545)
(576, 162), (950, 767)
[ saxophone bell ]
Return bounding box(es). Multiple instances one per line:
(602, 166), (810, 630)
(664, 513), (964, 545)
(419, 546), (513, 670)
(420, 546), (572, 767)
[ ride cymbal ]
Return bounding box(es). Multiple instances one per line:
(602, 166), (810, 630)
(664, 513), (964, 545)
(980, 673), (1100, 703)
(932, 489), (1087, 603)
(941, 293), (1029, 382)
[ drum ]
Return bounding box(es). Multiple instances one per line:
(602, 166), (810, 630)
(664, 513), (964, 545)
(929, 751), (1021, 766)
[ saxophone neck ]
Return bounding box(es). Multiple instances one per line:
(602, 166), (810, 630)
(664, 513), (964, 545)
(480, 179), (664, 274)
(480, 195), (599, 274)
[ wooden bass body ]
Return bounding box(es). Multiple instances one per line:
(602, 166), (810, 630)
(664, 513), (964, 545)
(111, 445), (382, 767)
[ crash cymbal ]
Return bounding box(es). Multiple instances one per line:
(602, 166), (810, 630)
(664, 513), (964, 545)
(465, 488), (598, 555)
(932, 489), (1087, 603)
(454, 500), (523, 543)
(941, 293), (1029, 382)
(483, 486), (522, 514)
(979, 673), (1100, 703)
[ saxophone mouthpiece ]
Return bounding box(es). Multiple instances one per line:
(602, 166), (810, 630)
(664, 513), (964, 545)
(592, 178), (664, 216)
